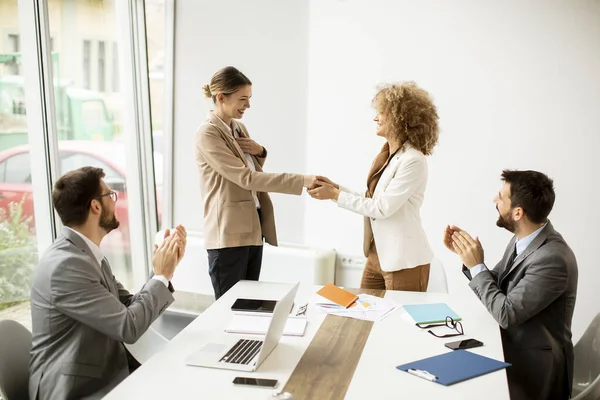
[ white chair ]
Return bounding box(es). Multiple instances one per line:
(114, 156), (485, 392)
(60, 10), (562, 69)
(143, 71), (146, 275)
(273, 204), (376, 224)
(124, 327), (169, 364)
(427, 257), (448, 293)
(0, 319), (31, 400)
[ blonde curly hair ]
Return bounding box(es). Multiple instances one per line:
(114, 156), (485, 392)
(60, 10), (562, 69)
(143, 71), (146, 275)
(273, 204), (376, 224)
(372, 82), (439, 156)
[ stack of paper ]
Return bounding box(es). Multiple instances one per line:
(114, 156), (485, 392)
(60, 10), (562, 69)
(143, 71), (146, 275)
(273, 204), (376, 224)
(225, 313), (308, 336)
(316, 294), (399, 322)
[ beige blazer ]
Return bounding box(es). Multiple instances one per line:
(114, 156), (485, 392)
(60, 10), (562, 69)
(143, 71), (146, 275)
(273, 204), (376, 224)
(195, 112), (303, 249)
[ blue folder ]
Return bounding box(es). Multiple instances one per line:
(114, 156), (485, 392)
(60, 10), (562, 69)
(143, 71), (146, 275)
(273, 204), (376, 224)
(396, 350), (511, 386)
(403, 303), (461, 324)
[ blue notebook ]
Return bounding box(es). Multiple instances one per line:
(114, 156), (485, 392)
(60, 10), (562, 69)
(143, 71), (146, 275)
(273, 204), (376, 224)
(403, 303), (461, 324)
(396, 350), (510, 386)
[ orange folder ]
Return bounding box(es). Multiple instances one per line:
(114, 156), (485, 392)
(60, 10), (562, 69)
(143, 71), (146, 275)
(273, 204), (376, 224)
(316, 283), (359, 308)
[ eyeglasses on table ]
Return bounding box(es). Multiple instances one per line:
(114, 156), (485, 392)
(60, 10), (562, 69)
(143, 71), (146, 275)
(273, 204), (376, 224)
(416, 316), (464, 338)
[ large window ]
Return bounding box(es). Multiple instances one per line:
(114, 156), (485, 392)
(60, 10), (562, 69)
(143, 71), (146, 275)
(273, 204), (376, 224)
(0, 0), (169, 326)
(98, 40), (106, 92)
(112, 42), (119, 92)
(7, 34), (20, 75)
(145, 0), (167, 228)
(0, 1), (38, 328)
(83, 40), (92, 90)
(3, 151), (31, 183)
(49, 0), (134, 288)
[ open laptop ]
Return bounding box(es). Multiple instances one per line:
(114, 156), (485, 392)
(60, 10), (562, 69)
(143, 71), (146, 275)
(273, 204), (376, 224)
(185, 282), (299, 372)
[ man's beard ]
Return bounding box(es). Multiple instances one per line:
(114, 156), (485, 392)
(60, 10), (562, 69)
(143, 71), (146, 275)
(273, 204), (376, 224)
(99, 206), (120, 233)
(496, 209), (516, 233)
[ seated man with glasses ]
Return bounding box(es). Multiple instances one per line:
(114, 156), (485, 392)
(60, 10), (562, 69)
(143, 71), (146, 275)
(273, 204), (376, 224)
(443, 170), (578, 400)
(29, 166), (188, 400)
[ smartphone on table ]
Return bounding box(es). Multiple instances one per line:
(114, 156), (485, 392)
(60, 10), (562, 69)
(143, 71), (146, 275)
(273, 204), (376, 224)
(231, 299), (277, 313)
(444, 338), (483, 350)
(232, 376), (278, 388)
(230, 299), (295, 314)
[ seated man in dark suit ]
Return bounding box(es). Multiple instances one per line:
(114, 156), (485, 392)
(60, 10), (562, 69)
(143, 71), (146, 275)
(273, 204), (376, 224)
(444, 170), (578, 400)
(29, 166), (187, 400)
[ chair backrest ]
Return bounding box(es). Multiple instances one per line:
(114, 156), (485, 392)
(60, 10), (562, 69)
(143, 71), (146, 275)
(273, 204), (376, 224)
(572, 312), (600, 400)
(0, 319), (32, 400)
(427, 257), (448, 293)
(124, 326), (169, 364)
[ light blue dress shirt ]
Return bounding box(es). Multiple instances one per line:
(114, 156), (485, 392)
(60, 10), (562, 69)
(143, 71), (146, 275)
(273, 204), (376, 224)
(470, 223), (547, 279)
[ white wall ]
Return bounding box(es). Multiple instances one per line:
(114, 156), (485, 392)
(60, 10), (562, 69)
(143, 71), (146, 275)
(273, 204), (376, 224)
(172, 0), (309, 242)
(172, 0), (600, 340)
(303, 0), (600, 341)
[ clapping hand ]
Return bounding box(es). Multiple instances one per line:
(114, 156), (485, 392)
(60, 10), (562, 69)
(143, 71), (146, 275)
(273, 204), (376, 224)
(443, 225), (461, 254)
(152, 231), (180, 281)
(443, 225), (485, 269)
(172, 224), (187, 263)
(152, 225), (187, 280)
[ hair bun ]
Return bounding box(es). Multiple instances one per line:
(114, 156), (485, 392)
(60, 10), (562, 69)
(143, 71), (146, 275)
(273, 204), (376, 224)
(202, 84), (212, 98)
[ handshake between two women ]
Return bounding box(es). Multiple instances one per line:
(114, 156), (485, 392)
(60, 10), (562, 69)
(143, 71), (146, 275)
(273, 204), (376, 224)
(305, 176), (341, 201)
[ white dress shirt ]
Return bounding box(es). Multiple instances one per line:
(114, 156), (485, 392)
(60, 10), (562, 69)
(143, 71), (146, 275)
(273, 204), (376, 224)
(470, 222), (548, 279)
(65, 227), (168, 287)
(213, 113), (261, 209)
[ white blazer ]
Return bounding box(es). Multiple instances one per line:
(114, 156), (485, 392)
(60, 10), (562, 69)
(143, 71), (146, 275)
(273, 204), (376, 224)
(336, 144), (433, 272)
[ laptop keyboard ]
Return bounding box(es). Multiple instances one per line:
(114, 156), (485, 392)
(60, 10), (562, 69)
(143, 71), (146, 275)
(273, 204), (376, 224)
(219, 339), (263, 365)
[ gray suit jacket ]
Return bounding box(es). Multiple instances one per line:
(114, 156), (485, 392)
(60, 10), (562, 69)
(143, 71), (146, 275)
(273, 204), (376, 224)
(29, 228), (174, 400)
(464, 221), (578, 400)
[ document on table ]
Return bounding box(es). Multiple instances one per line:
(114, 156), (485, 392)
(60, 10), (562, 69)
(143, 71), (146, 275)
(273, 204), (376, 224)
(225, 313), (308, 336)
(316, 294), (399, 322)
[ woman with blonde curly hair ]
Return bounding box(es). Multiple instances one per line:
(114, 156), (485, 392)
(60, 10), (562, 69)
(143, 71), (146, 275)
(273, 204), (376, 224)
(309, 82), (439, 291)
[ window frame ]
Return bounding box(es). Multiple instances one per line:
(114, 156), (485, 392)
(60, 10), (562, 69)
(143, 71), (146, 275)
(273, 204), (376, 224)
(98, 40), (106, 92)
(17, 0), (60, 253)
(17, 0), (162, 290)
(115, 0), (161, 287)
(83, 39), (92, 90)
(6, 33), (21, 75)
(160, 0), (175, 230)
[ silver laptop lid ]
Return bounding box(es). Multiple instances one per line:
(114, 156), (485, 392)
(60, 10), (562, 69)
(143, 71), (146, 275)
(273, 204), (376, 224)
(254, 282), (299, 366)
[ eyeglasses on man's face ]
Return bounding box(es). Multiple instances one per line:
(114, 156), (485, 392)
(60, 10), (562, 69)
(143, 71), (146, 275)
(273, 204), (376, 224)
(96, 191), (118, 203)
(416, 316), (464, 338)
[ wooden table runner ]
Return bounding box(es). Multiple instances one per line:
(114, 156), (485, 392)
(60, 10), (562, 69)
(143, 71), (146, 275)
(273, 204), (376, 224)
(283, 288), (386, 400)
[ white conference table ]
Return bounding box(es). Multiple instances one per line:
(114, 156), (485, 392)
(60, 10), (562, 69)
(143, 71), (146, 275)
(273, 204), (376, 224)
(105, 281), (509, 400)
(344, 290), (510, 399)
